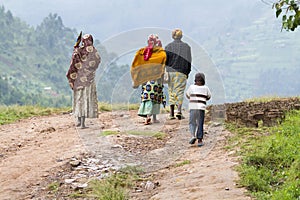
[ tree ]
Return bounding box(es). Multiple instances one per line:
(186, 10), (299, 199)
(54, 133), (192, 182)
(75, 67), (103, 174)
(273, 0), (300, 31)
(35, 13), (74, 52)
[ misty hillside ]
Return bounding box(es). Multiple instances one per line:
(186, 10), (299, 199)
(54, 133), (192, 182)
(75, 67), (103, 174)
(0, 1), (299, 107)
(0, 6), (122, 107)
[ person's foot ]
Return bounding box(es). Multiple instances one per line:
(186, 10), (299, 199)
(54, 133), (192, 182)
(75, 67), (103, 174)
(176, 112), (185, 120)
(144, 117), (151, 125)
(153, 120), (160, 123)
(80, 125), (88, 129)
(198, 139), (204, 147)
(189, 137), (196, 144)
(168, 115), (176, 120)
(76, 117), (81, 127)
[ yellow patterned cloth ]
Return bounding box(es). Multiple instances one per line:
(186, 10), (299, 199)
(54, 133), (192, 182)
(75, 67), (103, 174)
(131, 46), (166, 88)
(168, 72), (187, 105)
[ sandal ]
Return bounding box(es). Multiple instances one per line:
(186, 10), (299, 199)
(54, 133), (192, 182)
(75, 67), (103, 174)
(144, 118), (151, 125)
(176, 112), (185, 120)
(198, 139), (204, 147)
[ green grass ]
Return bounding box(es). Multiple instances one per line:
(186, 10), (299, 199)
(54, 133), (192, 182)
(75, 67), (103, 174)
(0, 105), (70, 125)
(0, 102), (141, 125)
(100, 129), (167, 140)
(244, 96), (300, 103)
(175, 160), (191, 167)
(47, 181), (59, 193)
(86, 166), (143, 200)
(127, 130), (167, 140)
(98, 102), (139, 112)
(226, 110), (300, 199)
(100, 130), (120, 136)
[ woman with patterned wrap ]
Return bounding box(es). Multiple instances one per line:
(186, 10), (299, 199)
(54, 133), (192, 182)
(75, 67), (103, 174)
(132, 34), (166, 125)
(66, 33), (101, 128)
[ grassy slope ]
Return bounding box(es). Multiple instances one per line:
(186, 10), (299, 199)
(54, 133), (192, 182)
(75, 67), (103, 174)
(226, 110), (300, 199)
(0, 102), (140, 125)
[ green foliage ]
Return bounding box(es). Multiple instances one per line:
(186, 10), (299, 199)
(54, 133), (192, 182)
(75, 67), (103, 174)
(273, 0), (300, 31)
(228, 110), (300, 199)
(0, 105), (70, 125)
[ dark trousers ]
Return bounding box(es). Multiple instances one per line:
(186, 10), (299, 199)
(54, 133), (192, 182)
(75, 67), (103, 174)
(189, 109), (205, 139)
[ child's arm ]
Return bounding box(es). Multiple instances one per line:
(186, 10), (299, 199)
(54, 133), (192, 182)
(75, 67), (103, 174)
(207, 87), (212, 100)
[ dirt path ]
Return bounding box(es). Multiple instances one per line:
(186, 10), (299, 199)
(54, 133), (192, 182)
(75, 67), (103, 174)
(0, 110), (251, 200)
(146, 126), (250, 200)
(0, 114), (83, 200)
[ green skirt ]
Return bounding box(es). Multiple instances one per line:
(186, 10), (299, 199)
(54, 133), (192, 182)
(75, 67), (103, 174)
(138, 101), (160, 117)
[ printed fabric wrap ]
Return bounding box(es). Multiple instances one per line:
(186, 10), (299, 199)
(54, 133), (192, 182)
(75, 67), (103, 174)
(168, 72), (187, 105)
(140, 80), (166, 105)
(130, 46), (166, 88)
(66, 43), (101, 90)
(66, 34), (101, 118)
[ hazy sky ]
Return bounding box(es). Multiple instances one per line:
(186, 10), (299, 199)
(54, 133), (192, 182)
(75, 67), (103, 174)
(1, 0), (269, 42)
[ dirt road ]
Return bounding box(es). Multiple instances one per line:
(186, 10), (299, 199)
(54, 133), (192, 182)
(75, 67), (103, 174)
(0, 110), (251, 200)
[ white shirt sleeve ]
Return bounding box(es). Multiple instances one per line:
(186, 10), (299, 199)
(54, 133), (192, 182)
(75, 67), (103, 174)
(207, 86), (211, 100)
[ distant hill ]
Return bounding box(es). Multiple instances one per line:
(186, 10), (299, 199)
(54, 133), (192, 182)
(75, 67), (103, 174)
(0, 6), (75, 106)
(0, 6), (125, 107)
(201, 11), (300, 102)
(0, 3), (299, 107)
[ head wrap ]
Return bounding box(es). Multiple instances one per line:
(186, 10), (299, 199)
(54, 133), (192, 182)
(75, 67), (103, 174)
(66, 33), (101, 90)
(144, 34), (162, 61)
(82, 34), (93, 47)
(195, 72), (205, 85)
(172, 28), (183, 40)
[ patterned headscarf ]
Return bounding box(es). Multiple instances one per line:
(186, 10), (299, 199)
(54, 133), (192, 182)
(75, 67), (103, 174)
(172, 28), (183, 40)
(144, 34), (162, 61)
(66, 34), (101, 90)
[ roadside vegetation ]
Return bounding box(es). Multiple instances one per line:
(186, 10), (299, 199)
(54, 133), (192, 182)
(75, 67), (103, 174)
(0, 105), (69, 125)
(67, 166), (144, 200)
(226, 110), (300, 199)
(0, 102), (140, 125)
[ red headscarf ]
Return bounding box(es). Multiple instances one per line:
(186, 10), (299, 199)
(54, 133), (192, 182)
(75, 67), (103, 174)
(143, 34), (162, 61)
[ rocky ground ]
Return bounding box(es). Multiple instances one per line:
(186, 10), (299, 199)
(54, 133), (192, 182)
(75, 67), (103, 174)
(0, 110), (251, 200)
